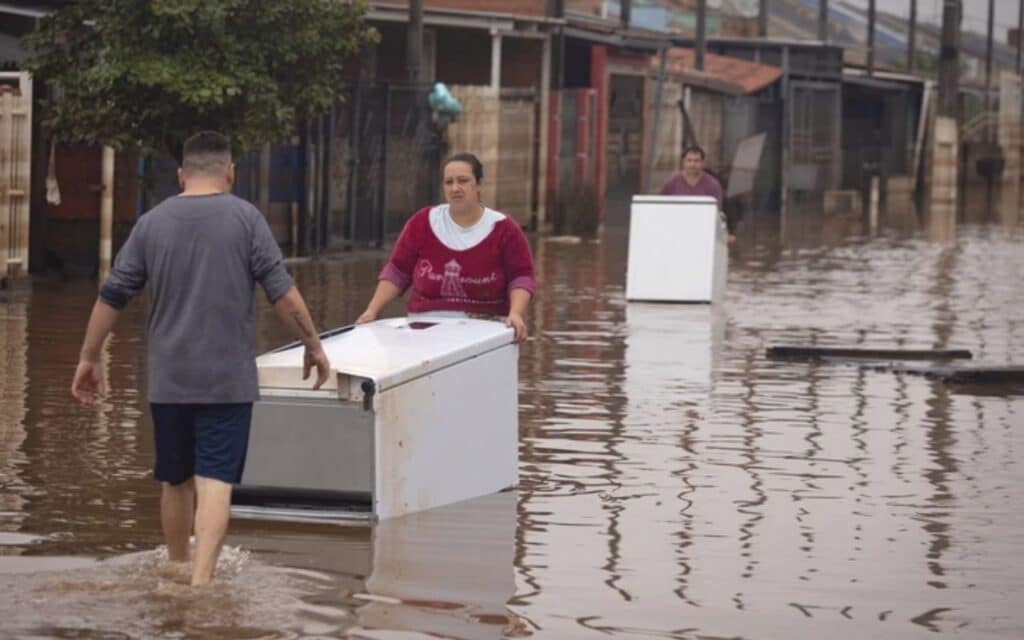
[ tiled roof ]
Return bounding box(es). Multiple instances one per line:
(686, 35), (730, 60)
(657, 47), (783, 95)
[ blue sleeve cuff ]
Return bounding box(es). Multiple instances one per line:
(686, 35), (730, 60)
(261, 265), (294, 304)
(98, 283), (130, 310)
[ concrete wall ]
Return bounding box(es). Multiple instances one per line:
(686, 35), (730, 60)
(447, 86), (538, 226)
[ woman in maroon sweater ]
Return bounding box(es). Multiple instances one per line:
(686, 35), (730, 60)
(356, 153), (536, 340)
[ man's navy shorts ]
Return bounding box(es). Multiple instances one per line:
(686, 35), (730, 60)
(150, 403), (253, 485)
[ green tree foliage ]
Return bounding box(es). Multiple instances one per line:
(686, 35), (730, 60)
(24, 0), (377, 154)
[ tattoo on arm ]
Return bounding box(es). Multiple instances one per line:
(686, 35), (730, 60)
(291, 312), (314, 339)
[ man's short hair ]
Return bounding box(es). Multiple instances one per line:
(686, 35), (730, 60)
(682, 145), (706, 160)
(181, 131), (232, 176)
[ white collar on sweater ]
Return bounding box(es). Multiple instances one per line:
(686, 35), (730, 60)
(428, 204), (506, 251)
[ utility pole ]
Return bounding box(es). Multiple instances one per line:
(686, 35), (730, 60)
(1017, 0), (1023, 74)
(758, 0), (767, 37)
(867, 0), (876, 75)
(818, 0), (828, 42)
(621, 0), (631, 29)
(553, 0), (565, 89)
(407, 0), (430, 214)
(938, 0), (961, 119)
(931, 0), (961, 216)
(908, 0), (917, 73)
(696, 0), (707, 70)
(407, 0), (424, 83)
(985, 0), (995, 141)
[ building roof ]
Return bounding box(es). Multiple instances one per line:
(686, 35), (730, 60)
(370, 1), (562, 26)
(0, 2), (65, 18)
(657, 47), (782, 95)
(565, 11), (668, 50)
(843, 66), (929, 88)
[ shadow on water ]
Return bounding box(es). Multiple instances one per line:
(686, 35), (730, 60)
(0, 197), (1022, 638)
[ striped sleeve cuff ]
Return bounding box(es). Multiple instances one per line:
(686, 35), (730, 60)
(260, 264), (295, 304)
(380, 263), (411, 292)
(508, 276), (536, 295)
(98, 283), (131, 310)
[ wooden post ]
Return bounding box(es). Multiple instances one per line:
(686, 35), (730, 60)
(938, 0), (961, 119)
(490, 30), (502, 90)
(985, 0), (995, 142)
(408, 0), (424, 83)
(290, 202), (299, 258)
(259, 143), (271, 216)
(297, 126), (310, 255)
(780, 46), (790, 218)
(0, 92), (10, 278)
(538, 35), (552, 229)
(99, 146), (115, 281)
(869, 175), (880, 233)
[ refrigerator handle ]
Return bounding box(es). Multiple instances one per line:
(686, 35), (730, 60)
(361, 380), (376, 412)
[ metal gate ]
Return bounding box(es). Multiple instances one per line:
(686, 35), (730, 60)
(606, 74), (646, 227)
(787, 80), (841, 196)
(332, 83), (444, 247)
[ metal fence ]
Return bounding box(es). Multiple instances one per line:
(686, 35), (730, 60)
(232, 82), (445, 253)
(333, 83), (444, 247)
(787, 81), (842, 196)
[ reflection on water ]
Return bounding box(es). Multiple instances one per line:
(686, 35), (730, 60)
(0, 291), (28, 532)
(0, 213), (1022, 638)
(0, 493), (518, 639)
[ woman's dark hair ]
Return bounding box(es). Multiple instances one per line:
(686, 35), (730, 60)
(443, 153), (484, 183)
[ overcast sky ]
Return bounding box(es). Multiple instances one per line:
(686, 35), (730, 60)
(841, 0), (1021, 40)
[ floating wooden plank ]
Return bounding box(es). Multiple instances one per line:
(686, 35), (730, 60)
(766, 346), (973, 361)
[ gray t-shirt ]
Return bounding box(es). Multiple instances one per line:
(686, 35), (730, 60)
(99, 193), (293, 404)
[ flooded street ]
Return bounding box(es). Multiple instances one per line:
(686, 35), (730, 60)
(1, 212), (1022, 639)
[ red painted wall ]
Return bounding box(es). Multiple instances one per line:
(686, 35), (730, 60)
(45, 145), (138, 222)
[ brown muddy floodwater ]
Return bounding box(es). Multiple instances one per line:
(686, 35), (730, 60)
(0, 209), (1022, 639)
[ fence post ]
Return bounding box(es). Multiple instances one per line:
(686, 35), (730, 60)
(377, 85), (391, 247)
(98, 147), (115, 282)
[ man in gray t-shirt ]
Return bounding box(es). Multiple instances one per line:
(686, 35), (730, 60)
(71, 131), (331, 587)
